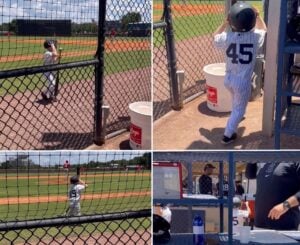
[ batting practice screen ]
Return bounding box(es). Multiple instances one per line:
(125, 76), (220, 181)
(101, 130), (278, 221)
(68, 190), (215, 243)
(16, 19), (72, 36)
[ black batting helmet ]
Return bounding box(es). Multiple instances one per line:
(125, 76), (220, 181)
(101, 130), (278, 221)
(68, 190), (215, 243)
(229, 2), (256, 32)
(70, 175), (79, 184)
(43, 39), (57, 49)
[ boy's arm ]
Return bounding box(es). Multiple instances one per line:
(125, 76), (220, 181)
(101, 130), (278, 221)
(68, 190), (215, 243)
(213, 19), (229, 36)
(51, 43), (59, 61)
(79, 178), (88, 188)
(213, 19), (229, 49)
(253, 7), (267, 31)
(255, 15), (267, 31)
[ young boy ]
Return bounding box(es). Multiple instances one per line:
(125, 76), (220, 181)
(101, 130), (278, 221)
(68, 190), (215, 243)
(214, 2), (267, 144)
(68, 175), (88, 216)
(42, 40), (59, 101)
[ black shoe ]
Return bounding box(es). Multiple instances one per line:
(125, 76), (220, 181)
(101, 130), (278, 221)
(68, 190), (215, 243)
(41, 92), (49, 100)
(221, 133), (237, 145)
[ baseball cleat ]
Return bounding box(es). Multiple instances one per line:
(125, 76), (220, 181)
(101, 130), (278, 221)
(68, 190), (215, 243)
(221, 133), (237, 145)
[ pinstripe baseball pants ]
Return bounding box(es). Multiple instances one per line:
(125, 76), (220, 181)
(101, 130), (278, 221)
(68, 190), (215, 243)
(224, 79), (251, 137)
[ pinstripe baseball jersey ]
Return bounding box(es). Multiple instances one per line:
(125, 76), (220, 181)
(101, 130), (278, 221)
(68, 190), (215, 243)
(214, 29), (266, 83)
(68, 184), (85, 207)
(214, 29), (266, 138)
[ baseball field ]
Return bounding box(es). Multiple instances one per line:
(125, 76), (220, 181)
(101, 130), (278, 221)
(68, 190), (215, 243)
(0, 32), (151, 150)
(153, 0), (263, 45)
(0, 170), (151, 243)
(0, 36), (151, 96)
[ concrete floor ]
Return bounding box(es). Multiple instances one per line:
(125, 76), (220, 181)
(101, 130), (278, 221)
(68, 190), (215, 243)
(154, 95), (300, 150)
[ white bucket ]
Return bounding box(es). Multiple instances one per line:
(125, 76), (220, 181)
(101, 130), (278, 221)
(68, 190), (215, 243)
(203, 63), (232, 112)
(129, 101), (152, 150)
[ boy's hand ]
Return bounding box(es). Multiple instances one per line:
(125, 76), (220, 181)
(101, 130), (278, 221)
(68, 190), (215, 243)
(252, 6), (259, 17)
(79, 178), (87, 187)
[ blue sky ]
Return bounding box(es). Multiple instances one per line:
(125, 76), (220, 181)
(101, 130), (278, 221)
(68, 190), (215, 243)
(0, 151), (148, 166)
(1, 0), (151, 24)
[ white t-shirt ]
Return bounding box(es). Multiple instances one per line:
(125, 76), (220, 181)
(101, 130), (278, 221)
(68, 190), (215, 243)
(214, 29), (266, 83)
(68, 184), (85, 206)
(44, 51), (56, 66)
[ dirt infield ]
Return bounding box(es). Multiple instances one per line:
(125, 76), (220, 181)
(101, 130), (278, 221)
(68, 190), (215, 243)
(0, 65), (150, 149)
(0, 39), (150, 63)
(153, 3), (223, 21)
(0, 190), (151, 205)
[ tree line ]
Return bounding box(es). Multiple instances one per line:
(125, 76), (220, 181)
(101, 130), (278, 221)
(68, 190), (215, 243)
(0, 153), (151, 170)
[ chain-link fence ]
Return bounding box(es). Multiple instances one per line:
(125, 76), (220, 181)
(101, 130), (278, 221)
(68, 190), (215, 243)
(0, 63), (96, 150)
(0, 151), (151, 244)
(0, 212), (151, 245)
(0, 0), (151, 149)
(153, 0), (225, 120)
(153, 22), (171, 120)
(172, 0), (225, 98)
(104, 0), (151, 134)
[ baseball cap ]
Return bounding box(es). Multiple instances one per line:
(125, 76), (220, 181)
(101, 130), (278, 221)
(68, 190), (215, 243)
(204, 163), (216, 170)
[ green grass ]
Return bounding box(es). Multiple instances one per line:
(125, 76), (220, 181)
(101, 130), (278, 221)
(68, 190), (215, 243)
(105, 50), (150, 74)
(0, 196), (151, 221)
(0, 169), (151, 244)
(0, 49), (150, 97)
(154, 13), (223, 47)
(0, 171), (151, 222)
(0, 174), (150, 198)
(0, 36), (150, 96)
(153, 0), (264, 46)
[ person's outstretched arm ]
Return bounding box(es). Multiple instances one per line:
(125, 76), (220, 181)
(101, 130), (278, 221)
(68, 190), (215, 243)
(268, 163), (300, 220)
(268, 195), (300, 220)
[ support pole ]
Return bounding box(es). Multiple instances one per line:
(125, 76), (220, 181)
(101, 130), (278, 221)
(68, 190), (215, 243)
(94, 0), (107, 145)
(164, 0), (182, 110)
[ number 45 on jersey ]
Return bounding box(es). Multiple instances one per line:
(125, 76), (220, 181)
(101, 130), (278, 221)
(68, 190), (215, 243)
(226, 43), (254, 64)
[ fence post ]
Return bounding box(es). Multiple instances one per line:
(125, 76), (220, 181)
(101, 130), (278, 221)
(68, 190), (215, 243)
(94, 0), (107, 145)
(164, 0), (182, 110)
(177, 70), (184, 108)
